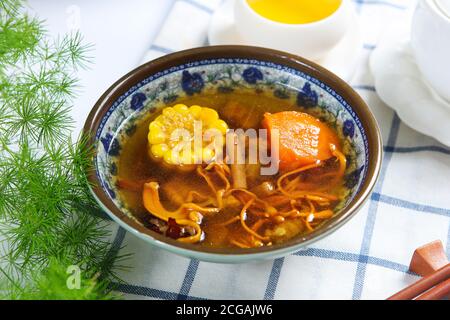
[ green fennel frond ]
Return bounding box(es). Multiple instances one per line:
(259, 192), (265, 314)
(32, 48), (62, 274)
(0, 1), (128, 299)
(0, 0), (23, 16)
(3, 258), (119, 300)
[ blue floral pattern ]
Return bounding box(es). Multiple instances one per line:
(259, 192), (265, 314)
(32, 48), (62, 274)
(345, 166), (365, 189)
(242, 67), (263, 84)
(130, 92), (147, 111)
(110, 162), (118, 176)
(105, 182), (116, 199)
(181, 70), (204, 95)
(343, 119), (355, 138)
(100, 133), (121, 156)
(297, 82), (318, 108)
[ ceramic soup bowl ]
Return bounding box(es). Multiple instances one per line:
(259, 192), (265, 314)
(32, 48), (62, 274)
(83, 46), (382, 263)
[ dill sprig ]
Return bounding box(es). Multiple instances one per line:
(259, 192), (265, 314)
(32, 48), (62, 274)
(0, 1), (128, 299)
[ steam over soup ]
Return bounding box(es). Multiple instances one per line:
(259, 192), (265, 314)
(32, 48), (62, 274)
(116, 91), (354, 249)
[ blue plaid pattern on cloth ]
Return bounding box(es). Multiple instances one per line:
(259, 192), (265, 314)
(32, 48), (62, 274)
(110, 0), (450, 300)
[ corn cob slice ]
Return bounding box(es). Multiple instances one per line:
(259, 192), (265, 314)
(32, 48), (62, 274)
(148, 104), (228, 170)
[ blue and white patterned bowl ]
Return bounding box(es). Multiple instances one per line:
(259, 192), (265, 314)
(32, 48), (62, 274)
(83, 46), (382, 263)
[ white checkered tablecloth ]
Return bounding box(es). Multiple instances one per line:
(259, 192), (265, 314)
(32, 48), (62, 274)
(108, 0), (450, 300)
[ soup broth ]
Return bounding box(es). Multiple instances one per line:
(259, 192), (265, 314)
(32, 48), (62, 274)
(117, 91), (353, 249)
(246, 0), (342, 24)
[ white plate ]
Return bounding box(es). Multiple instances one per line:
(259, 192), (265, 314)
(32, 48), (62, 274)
(208, 0), (363, 82)
(370, 24), (450, 147)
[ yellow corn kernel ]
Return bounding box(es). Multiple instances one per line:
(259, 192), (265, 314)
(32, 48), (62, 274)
(199, 108), (218, 124)
(173, 104), (189, 114)
(163, 150), (179, 165)
(148, 127), (166, 144)
(209, 119), (228, 135)
(149, 120), (162, 132)
(189, 105), (202, 118)
(151, 143), (168, 158)
(162, 107), (176, 117)
(202, 147), (215, 163)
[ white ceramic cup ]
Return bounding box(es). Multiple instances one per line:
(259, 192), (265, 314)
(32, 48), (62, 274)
(411, 0), (450, 102)
(233, 0), (352, 61)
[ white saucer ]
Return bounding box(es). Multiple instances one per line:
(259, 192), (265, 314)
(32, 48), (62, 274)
(208, 0), (363, 82)
(370, 25), (450, 147)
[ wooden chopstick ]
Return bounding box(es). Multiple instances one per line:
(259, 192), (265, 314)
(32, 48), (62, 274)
(387, 263), (450, 300)
(415, 278), (450, 300)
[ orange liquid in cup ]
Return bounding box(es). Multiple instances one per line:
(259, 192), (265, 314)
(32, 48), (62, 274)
(246, 0), (342, 24)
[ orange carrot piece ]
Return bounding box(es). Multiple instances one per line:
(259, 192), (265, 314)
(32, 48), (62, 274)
(262, 111), (341, 171)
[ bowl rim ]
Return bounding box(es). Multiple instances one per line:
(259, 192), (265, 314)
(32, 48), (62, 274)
(83, 45), (383, 262)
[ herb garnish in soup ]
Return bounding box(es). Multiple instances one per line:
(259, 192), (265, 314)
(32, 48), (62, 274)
(116, 91), (352, 249)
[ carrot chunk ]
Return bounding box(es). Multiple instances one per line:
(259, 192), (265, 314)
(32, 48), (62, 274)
(262, 111), (341, 171)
